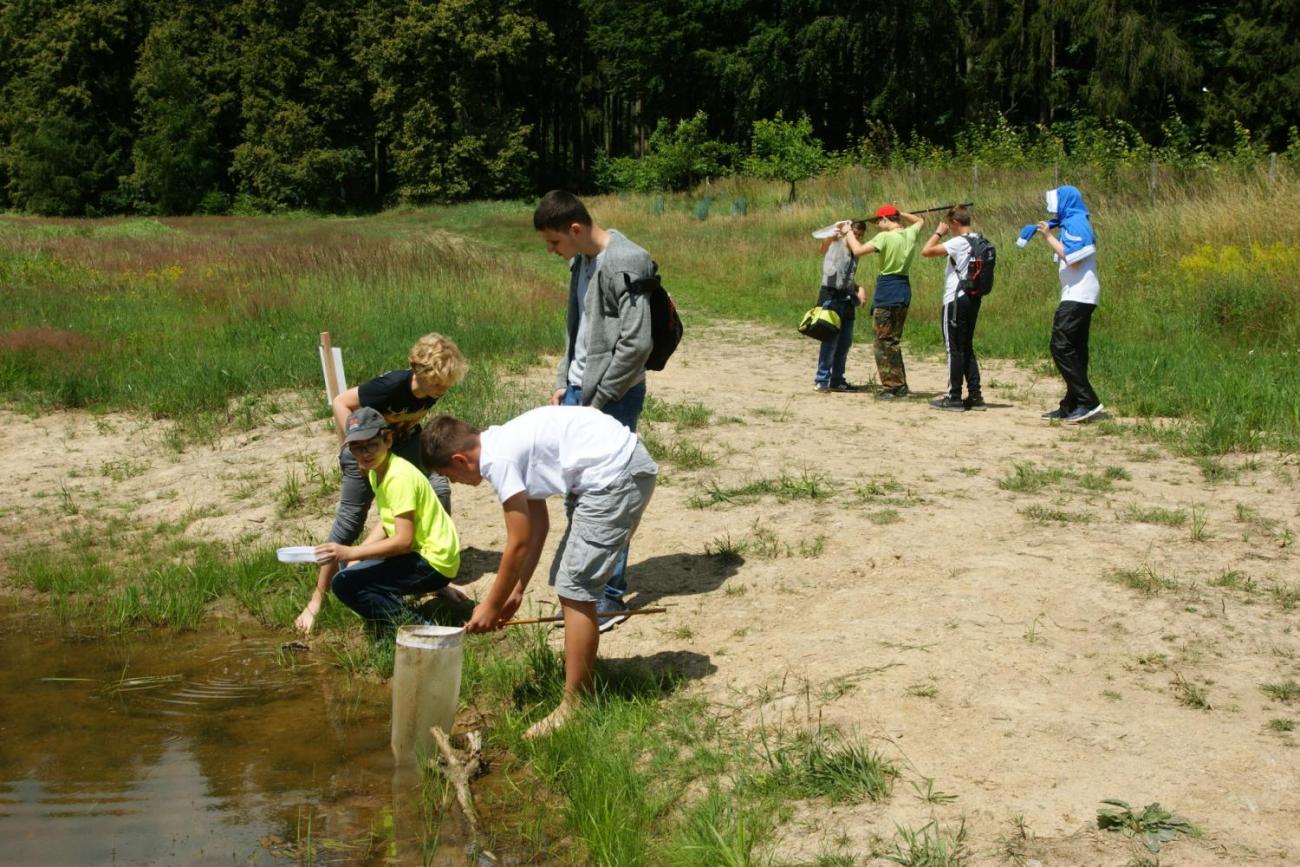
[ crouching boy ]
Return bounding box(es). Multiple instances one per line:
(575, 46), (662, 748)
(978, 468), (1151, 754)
(314, 407), (466, 637)
(422, 406), (658, 738)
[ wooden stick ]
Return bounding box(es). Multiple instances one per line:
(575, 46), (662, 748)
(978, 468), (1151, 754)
(854, 201), (974, 221)
(429, 726), (497, 864)
(501, 606), (667, 627)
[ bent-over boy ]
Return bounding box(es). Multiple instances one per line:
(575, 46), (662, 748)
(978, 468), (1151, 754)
(422, 406), (658, 738)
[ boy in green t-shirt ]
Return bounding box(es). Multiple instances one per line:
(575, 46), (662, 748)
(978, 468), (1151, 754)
(841, 204), (925, 398)
(313, 407), (466, 634)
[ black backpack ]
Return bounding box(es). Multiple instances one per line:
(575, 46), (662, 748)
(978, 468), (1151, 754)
(955, 233), (996, 298)
(625, 265), (683, 371)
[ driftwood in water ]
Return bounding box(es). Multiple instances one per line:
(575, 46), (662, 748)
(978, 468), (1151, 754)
(429, 727), (497, 864)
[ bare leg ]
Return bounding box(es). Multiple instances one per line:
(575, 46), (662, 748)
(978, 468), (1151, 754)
(525, 596), (598, 739)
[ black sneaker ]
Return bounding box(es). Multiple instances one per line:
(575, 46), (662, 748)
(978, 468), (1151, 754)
(876, 389), (903, 401)
(830, 381), (861, 392)
(929, 396), (966, 412)
(1040, 408), (1067, 420)
(964, 396), (987, 411)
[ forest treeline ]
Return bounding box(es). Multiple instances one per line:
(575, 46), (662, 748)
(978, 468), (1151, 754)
(1, 0), (1297, 216)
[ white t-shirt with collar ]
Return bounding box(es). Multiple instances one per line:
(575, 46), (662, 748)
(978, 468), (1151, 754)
(479, 405), (639, 502)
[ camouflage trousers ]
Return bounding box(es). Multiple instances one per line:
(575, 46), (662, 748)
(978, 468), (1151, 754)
(872, 304), (909, 391)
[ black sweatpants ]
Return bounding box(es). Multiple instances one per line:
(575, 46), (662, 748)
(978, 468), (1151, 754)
(1050, 300), (1100, 413)
(940, 292), (982, 401)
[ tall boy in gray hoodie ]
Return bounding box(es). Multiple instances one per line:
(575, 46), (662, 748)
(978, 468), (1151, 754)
(533, 190), (655, 629)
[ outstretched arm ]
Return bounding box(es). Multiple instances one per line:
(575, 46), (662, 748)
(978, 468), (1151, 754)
(841, 231), (877, 257)
(466, 494), (549, 631)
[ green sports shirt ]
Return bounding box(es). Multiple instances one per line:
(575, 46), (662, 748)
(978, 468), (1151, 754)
(370, 455), (460, 576)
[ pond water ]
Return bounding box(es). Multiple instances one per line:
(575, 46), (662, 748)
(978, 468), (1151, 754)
(0, 605), (478, 865)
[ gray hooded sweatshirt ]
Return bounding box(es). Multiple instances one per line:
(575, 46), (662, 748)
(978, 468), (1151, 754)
(555, 231), (655, 409)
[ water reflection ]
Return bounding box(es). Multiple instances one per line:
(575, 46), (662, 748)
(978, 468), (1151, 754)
(0, 605), (443, 865)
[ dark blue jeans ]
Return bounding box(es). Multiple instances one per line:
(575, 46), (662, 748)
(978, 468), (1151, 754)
(331, 554), (449, 632)
(561, 379), (645, 600)
(814, 287), (857, 386)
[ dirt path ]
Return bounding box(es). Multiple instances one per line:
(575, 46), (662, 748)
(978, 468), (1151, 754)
(3, 321), (1298, 865)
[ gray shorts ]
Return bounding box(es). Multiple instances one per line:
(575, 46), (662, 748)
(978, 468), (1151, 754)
(548, 444), (657, 602)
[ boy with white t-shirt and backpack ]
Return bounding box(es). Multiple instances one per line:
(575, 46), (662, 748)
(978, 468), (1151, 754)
(920, 204), (987, 411)
(421, 406), (657, 738)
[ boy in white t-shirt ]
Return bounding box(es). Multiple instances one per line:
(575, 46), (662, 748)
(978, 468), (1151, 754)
(920, 205), (986, 411)
(421, 406), (658, 738)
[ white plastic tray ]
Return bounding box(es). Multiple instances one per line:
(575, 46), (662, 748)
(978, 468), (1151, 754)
(277, 546), (317, 564)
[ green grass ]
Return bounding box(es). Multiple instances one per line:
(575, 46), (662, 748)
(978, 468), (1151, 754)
(1260, 680), (1300, 703)
(642, 395), (714, 429)
(0, 214), (562, 443)
(751, 726), (900, 804)
(997, 463), (1066, 493)
(1173, 674), (1213, 710)
(7, 541), (311, 630)
(881, 820), (969, 866)
(1106, 566), (1178, 595)
(689, 472), (835, 509)
(1021, 504), (1093, 524)
(1121, 504), (1188, 526)
(1209, 569), (1257, 593)
(8, 166), (1300, 456)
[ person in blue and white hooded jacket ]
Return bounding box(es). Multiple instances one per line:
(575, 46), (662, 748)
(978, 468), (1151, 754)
(1033, 185), (1104, 423)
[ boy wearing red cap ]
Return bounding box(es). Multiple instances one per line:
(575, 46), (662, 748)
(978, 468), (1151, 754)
(841, 204), (925, 398)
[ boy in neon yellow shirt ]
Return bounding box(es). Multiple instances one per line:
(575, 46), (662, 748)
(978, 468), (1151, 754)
(314, 407), (466, 634)
(841, 204), (925, 398)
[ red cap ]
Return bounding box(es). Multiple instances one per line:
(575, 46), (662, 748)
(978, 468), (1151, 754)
(874, 204), (900, 219)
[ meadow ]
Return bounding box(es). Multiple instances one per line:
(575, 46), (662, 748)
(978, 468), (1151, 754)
(4, 162), (1298, 453)
(2, 163), (1299, 864)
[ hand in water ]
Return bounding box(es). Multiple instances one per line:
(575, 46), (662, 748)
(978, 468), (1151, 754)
(294, 602), (319, 634)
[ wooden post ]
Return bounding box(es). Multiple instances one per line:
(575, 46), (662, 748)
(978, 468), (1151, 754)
(1149, 158), (1158, 203)
(1053, 163), (1060, 187)
(319, 332), (344, 436)
(972, 164), (979, 194)
(1269, 152), (1278, 183)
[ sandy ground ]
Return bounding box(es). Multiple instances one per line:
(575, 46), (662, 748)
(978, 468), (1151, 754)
(3, 321), (1298, 865)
